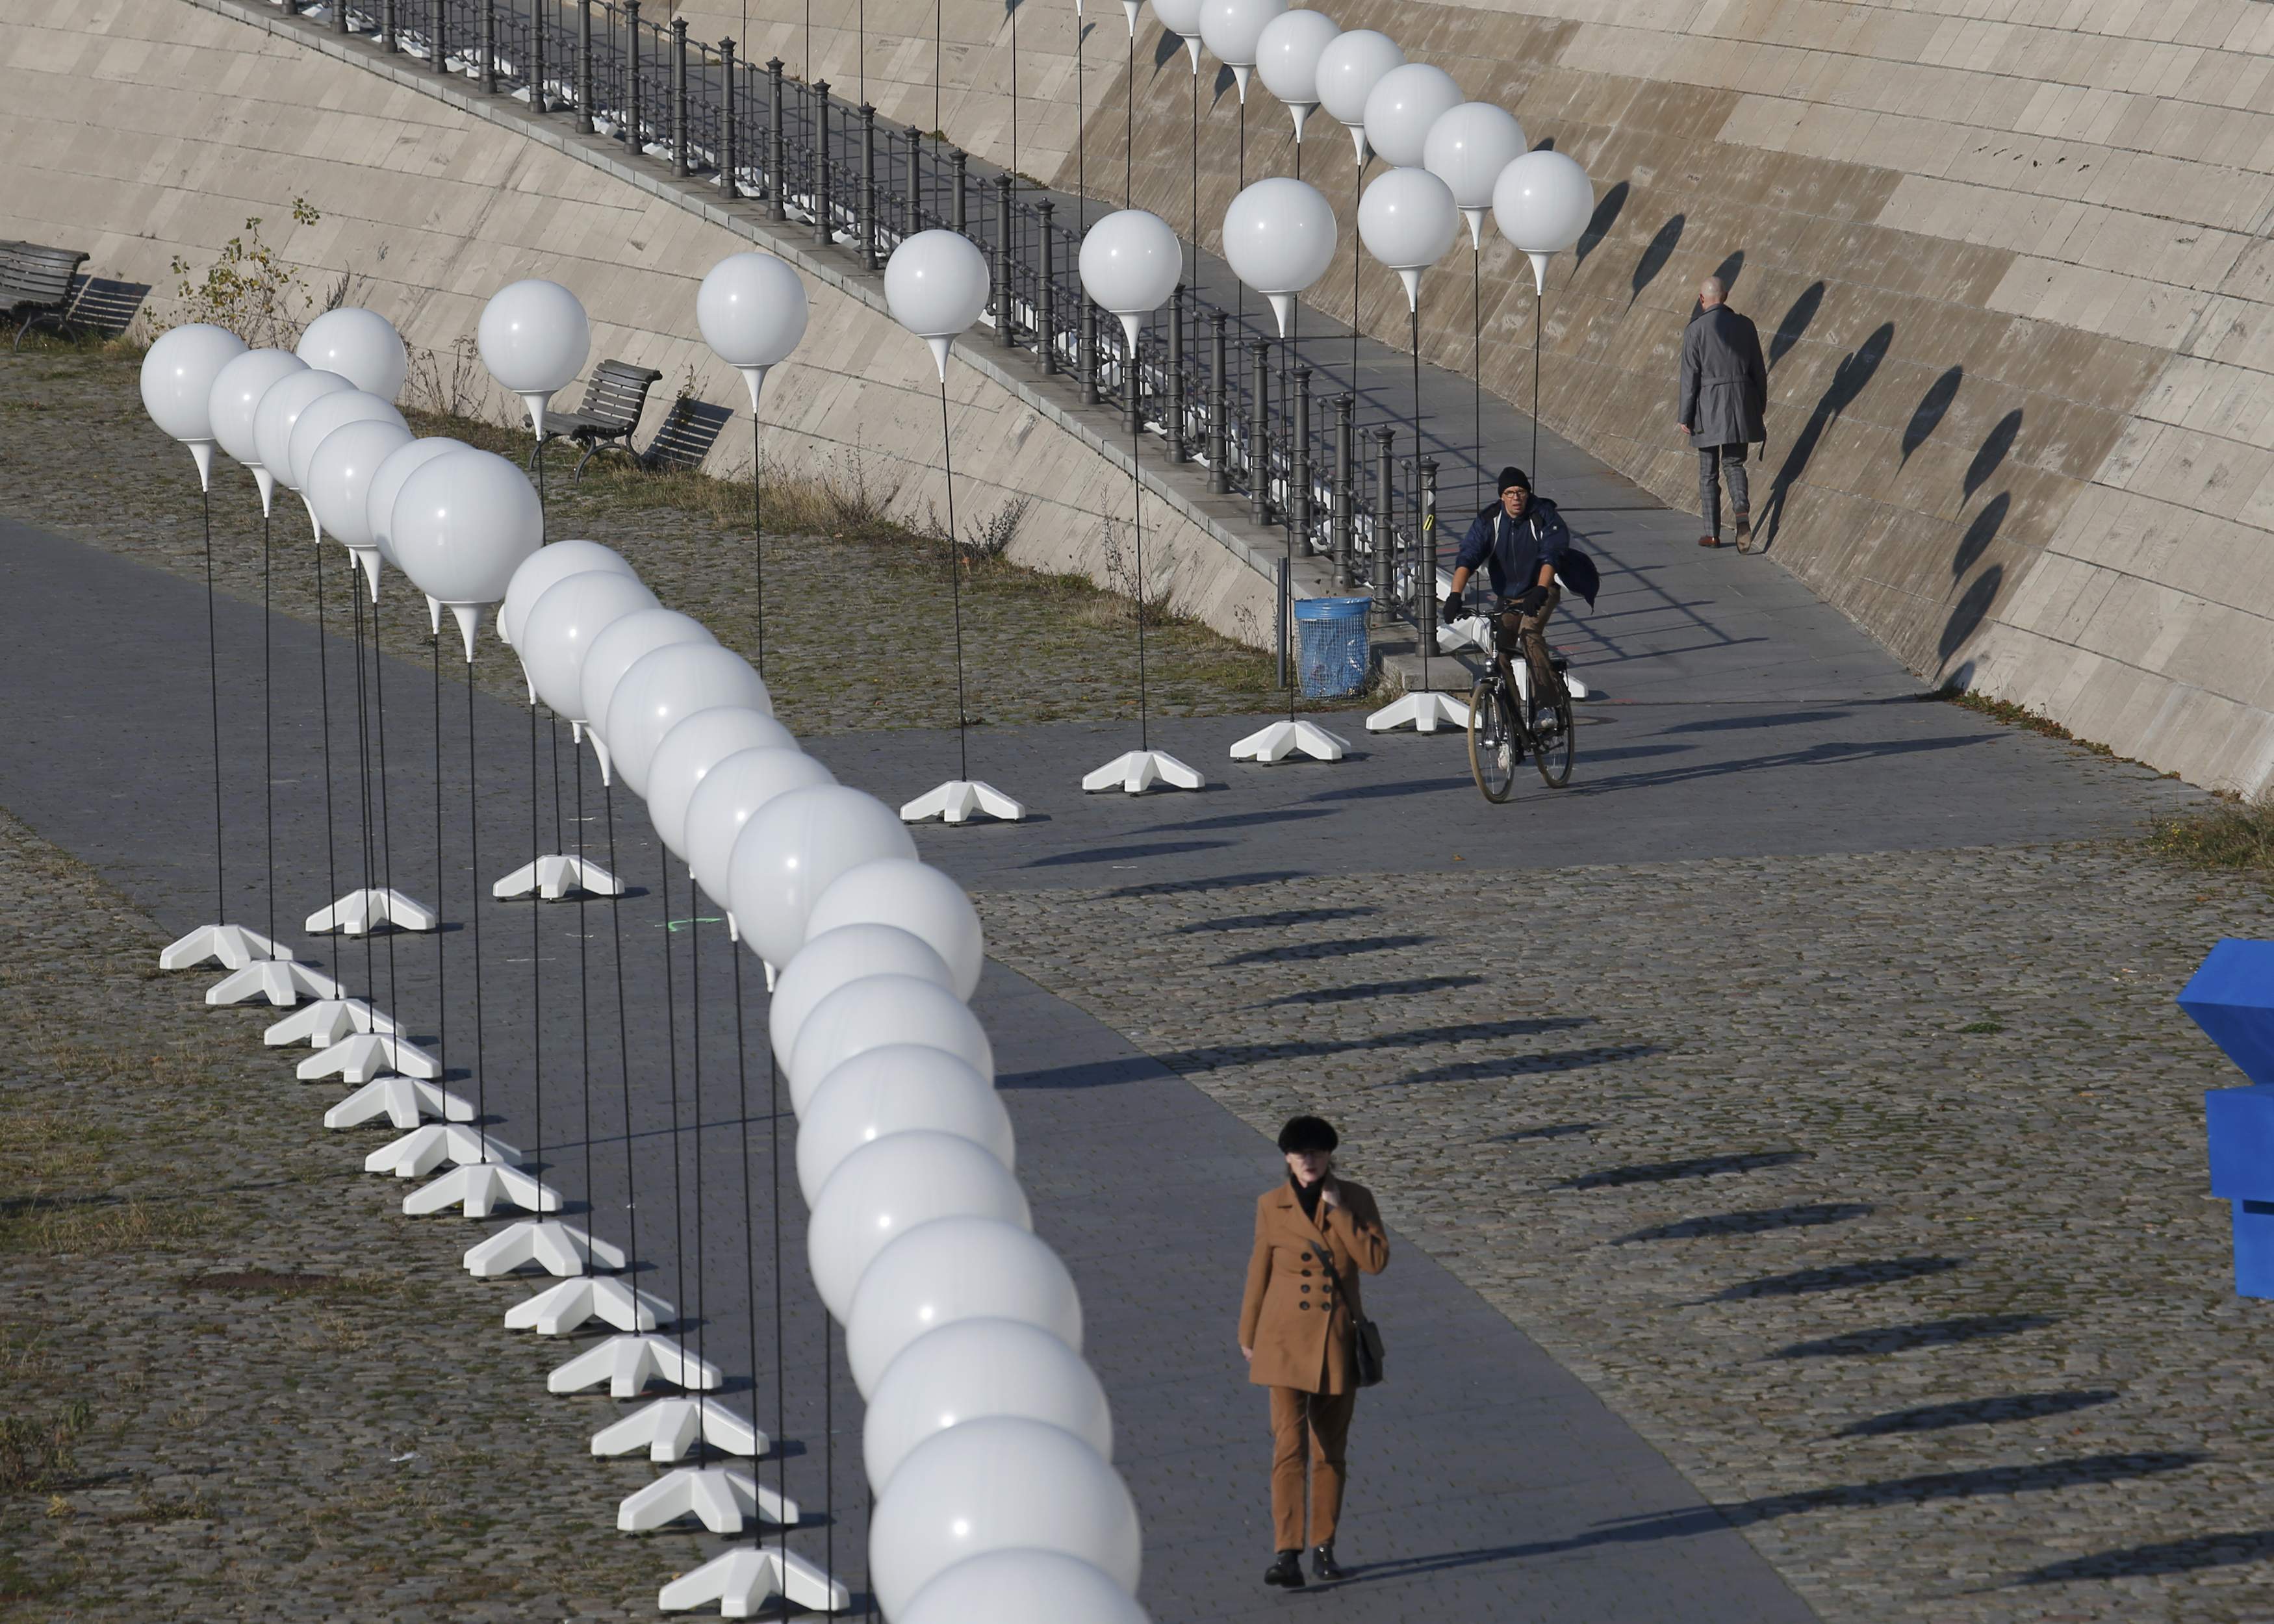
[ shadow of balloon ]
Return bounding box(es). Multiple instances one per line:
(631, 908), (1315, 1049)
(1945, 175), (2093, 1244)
(1939, 564), (2003, 666)
(1711, 249), (1743, 295)
(1212, 65), (1236, 107)
(1902, 364), (1962, 463)
(1965, 408), (2023, 499)
(2012, 1529), (2274, 1586)
(1629, 213), (1685, 309)
(1573, 180), (1628, 270)
(1952, 492), (2007, 577)
(1757, 321), (1894, 546)
(1153, 29), (1183, 71)
(1768, 280), (1823, 368)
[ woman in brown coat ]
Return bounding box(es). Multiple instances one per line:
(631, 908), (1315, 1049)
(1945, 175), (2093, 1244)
(1238, 1115), (1390, 1588)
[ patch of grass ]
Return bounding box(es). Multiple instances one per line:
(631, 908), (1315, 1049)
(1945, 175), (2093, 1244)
(1959, 1020), (2005, 1034)
(0, 1195), (223, 1258)
(2147, 790), (2274, 878)
(1937, 687), (2113, 755)
(0, 1401), (91, 1492)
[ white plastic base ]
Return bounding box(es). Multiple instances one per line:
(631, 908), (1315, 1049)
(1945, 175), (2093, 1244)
(492, 854), (625, 900)
(305, 887), (440, 935)
(324, 1076), (474, 1130)
(619, 1466), (797, 1534)
(593, 1397), (769, 1463)
(899, 779), (1027, 825)
(402, 1161), (562, 1219)
(1082, 749), (1205, 794)
(464, 1219), (627, 1278)
(365, 1124), (520, 1180)
(548, 1334), (722, 1398)
(658, 1547), (849, 1617)
(1229, 718), (1351, 764)
(505, 1274), (669, 1334)
(1366, 690), (1474, 733)
(160, 922), (287, 972)
(265, 998), (400, 1047)
(205, 959), (342, 1008)
(298, 1032), (441, 1084)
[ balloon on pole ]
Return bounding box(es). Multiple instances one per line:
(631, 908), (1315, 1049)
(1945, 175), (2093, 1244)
(696, 251), (810, 412)
(1151, 0), (1202, 68)
(844, 1214), (1083, 1396)
(297, 307), (409, 401)
(1360, 60), (1461, 170)
(1493, 146), (1596, 293)
(1196, 0), (1284, 100)
(884, 229), (991, 381)
(208, 348), (309, 514)
(1077, 209), (1181, 355)
(1220, 177), (1338, 336)
(476, 277), (592, 434)
(863, 1318), (1110, 1491)
(498, 537), (638, 650)
(805, 1130), (1031, 1320)
(515, 566), (661, 722)
(1358, 165), (1459, 311)
(366, 437), (472, 574)
(1423, 101), (1527, 247)
(141, 324), (249, 490)
(899, 1550), (1151, 1624)
(1313, 28), (1403, 165)
(389, 448), (546, 657)
(1253, 8), (1339, 141)
(306, 418), (416, 595)
(287, 390), (409, 513)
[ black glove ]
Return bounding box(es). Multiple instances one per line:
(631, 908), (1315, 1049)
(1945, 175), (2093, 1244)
(1512, 585), (1550, 618)
(1439, 590), (1463, 625)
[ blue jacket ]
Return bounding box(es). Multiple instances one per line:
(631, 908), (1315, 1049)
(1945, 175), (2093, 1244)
(1455, 496), (1571, 598)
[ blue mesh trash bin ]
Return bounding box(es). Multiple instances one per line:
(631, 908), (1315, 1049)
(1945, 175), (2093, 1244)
(1294, 596), (1372, 699)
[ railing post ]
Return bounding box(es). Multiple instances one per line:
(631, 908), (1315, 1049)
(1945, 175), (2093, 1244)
(335, 0), (349, 36)
(904, 127), (924, 236)
(813, 82), (832, 246)
(951, 147), (968, 233)
(671, 20), (689, 175)
(625, 2), (642, 147)
(479, 0), (495, 92)
(1167, 285), (1186, 463)
(860, 104), (878, 271)
(993, 173), (1014, 349)
(1125, 318), (1143, 435)
(1293, 366), (1312, 554)
(430, 0), (446, 76)
(1276, 555), (1292, 690)
(1372, 425), (1396, 607)
(1420, 457), (1440, 656)
(1038, 201), (1057, 376)
(1333, 393), (1354, 586)
(531, 0), (546, 110)
(1080, 299), (1098, 404)
(1207, 311), (1228, 493)
(718, 38), (737, 194)
(767, 60), (786, 220)
(1249, 339), (1271, 526)
(382, 0), (396, 52)
(576, 0), (593, 130)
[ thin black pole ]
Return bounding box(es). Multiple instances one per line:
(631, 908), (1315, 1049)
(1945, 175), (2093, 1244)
(262, 509), (275, 951)
(372, 579), (400, 1015)
(1533, 283), (1542, 477)
(1472, 244), (1484, 512)
(203, 484), (224, 928)
(1123, 17), (1132, 209)
(602, 776), (642, 1278)
(732, 947), (763, 1547)
(1187, 59), (1197, 299)
(465, 661), (489, 1156)
(314, 540), (341, 955)
(431, 635), (448, 1090)
(1131, 413), (1149, 751)
(572, 720), (595, 1282)
(658, 856), (691, 1414)
(939, 377), (969, 781)
(752, 409), (765, 674)
(1074, 0), (1084, 236)
(528, 697), (545, 1217)
(689, 861), (707, 1454)
(351, 558), (377, 999)
(1412, 299), (1428, 692)
(771, 1052), (786, 1580)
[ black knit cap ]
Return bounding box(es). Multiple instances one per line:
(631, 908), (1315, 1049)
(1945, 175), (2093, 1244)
(1496, 466), (1531, 495)
(1277, 1114), (1340, 1154)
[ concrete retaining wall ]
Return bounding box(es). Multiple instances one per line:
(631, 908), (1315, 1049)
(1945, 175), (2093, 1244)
(0, 0), (1273, 645)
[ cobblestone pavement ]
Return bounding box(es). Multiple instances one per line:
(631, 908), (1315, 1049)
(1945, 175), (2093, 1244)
(978, 848), (2274, 1624)
(0, 804), (727, 1621)
(0, 350), (1358, 734)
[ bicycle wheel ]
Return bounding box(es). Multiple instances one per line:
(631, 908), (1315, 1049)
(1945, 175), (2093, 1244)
(1529, 667), (1576, 788)
(1467, 676), (1519, 803)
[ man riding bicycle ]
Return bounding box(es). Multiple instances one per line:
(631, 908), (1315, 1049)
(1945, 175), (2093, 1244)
(1441, 466), (1568, 694)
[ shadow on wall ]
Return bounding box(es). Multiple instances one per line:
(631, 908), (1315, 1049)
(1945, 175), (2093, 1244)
(1768, 281), (1824, 368)
(1630, 214), (1685, 309)
(1965, 409), (2023, 499)
(1756, 322), (1895, 548)
(1903, 365), (1962, 462)
(1573, 181), (1629, 270)
(1939, 564), (2002, 668)
(1952, 492), (2007, 577)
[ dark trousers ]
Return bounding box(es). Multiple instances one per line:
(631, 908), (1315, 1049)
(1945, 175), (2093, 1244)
(1270, 1385), (1357, 1549)
(1698, 443), (1751, 538)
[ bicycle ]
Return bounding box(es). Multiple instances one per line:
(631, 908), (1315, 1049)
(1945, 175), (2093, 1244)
(1461, 603), (1576, 802)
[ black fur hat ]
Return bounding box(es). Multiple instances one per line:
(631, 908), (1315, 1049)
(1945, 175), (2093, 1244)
(1277, 1115), (1340, 1154)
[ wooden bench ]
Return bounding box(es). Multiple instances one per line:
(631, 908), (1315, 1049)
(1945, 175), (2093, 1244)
(637, 396), (735, 475)
(0, 242), (91, 340)
(540, 359), (663, 477)
(12, 274), (151, 351)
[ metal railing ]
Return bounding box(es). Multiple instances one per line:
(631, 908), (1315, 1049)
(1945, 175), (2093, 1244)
(335, 0), (1450, 636)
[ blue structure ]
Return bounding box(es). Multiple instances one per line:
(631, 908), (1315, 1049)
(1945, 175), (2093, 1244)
(2180, 939), (2274, 1297)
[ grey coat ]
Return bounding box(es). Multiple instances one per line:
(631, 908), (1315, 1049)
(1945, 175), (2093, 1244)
(1678, 305), (1768, 448)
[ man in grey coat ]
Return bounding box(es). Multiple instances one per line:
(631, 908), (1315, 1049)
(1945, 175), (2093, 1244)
(1677, 276), (1768, 552)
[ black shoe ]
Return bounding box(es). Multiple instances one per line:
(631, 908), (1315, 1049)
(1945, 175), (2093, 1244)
(1264, 1549), (1307, 1588)
(1312, 1542), (1346, 1581)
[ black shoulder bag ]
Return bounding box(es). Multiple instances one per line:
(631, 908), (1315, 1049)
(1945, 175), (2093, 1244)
(1321, 1222), (1386, 1388)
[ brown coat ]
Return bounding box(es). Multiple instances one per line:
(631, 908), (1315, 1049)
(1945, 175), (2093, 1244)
(1238, 1179), (1390, 1393)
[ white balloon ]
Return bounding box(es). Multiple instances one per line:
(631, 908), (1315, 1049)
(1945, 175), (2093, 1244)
(798, 1043), (1011, 1208)
(1255, 8), (1339, 131)
(865, 1319), (1109, 1491)
(885, 230), (990, 377)
(1314, 28), (1403, 154)
(207, 349), (307, 471)
(288, 389), (408, 499)
(806, 858), (986, 1001)
(1493, 146), (1596, 258)
(786, 974), (992, 1116)
(1423, 101), (1527, 229)
(726, 784), (917, 973)
(684, 746), (835, 910)
(390, 449), (543, 610)
(367, 437), (471, 571)
(697, 251), (810, 406)
(1198, 0), (1283, 77)
(1362, 61), (1463, 170)
(521, 568), (661, 721)
(901, 1550), (1150, 1624)
(1078, 210), (1180, 351)
(252, 369), (354, 492)
(578, 607), (715, 748)
(1221, 177), (1337, 335)
(306, 418), (415, 553)
(806, 1131), (1031, 1321)
(847, 1216), (1082, 1397)
(774, 928), (960, 1074)
(1152, 0), (1201, 45)
(477, 278), (592, 400)
(603, 642), (773, 798)
(645, 707), (798, 860)
(296, 307), (409, 401)
(140, 324), (248, 449)
(870, 1417), (1140, 1617)
(1359, 166), (1459, 309)
(500, 539), (637, 650)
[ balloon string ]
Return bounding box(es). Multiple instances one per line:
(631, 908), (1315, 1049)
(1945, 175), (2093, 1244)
(1133, 409), (1149, 753)
(374, 587), (400, 1016)
(466, 659), (489, 1156)
(659, 854), (691, 1405)
(353, 559), (377, 999)
(771, 1050), (787, 1580)
(602, 772), (642, 1272)
(317, 537), (341, 956)
(939, 376), (969, 782)
(262, 503), (275, 951)
(203, 482), (224, 927)
(732, 946), (763, 1546)
(689, 859), (707, 1456)
(530, 698), (544, 1179)
(752, 409), (765, 677)
(574, 724), (595, 1282)
(431, 634), (447, 1094)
